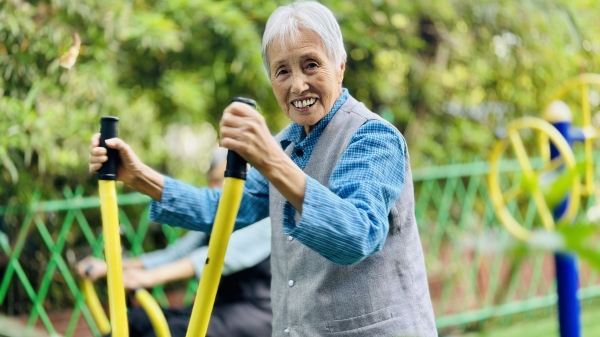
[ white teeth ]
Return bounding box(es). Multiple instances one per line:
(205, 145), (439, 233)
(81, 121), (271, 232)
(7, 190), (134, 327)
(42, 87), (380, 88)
(293, 98), (316, 108)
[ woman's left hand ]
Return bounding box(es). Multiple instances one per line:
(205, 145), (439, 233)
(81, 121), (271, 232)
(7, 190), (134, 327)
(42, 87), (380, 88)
(219, 102), (284, 173)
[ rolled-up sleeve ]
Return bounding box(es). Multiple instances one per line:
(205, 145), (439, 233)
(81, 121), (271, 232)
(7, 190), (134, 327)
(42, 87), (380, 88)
(283, 120), (406, 265)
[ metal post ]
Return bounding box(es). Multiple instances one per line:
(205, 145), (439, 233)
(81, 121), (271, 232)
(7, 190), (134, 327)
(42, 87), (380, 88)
(544, 101), (581, 337)
(186, 97), (256, 337)
(98, 117), (129, 337)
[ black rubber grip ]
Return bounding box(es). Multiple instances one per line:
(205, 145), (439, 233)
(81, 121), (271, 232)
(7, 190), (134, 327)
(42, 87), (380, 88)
(98, 116), (119, 180)
(224, 98), (257, 180)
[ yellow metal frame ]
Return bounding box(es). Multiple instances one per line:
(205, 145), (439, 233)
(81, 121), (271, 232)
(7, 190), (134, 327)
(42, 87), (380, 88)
(81, 279), (172, 337)
(135, 289), (172, 337)
(98, 180), (129, 337)
(547, 73), (600, 196)
(81, 279), (111, 335)
(186, 177), (245, 337)
(86, 180), (172, 337)
(488, 117), (581, 241)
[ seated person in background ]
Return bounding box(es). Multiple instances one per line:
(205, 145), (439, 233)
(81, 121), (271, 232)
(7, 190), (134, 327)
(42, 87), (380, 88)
(76, 148), (272, 337)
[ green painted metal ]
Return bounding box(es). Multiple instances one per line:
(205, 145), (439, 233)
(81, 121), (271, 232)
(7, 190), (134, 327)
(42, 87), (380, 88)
(1, 156), (600, 336)
(0, 188), (183, 336)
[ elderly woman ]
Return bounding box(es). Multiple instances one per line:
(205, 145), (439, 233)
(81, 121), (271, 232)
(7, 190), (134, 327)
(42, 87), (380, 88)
(89, 1), (436, 336)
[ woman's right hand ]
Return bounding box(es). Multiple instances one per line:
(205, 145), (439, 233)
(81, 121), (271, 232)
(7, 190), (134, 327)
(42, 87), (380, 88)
(88, 133), (144, 186)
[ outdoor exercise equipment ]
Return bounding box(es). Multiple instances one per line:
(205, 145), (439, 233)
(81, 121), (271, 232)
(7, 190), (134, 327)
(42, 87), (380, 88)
(81, 279), (110, 335)
(81, 279), (171, 337)
(545, 73), (600, 197)
(542, 74), (600, 337)
(185, 97), (256, 337)
(98, 116), (128, 337)
(81, 279), (111, 336)
(487, 79), (600, 337)
(86, 97), (256, 337)
(83, 116), (171, 337)
(488, 116), (580, 241)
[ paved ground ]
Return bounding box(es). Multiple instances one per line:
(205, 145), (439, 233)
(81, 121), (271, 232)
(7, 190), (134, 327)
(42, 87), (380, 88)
(0, 315), (56, 337)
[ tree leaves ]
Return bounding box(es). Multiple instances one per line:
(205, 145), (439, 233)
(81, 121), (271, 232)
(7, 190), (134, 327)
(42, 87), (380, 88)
(1, 0), (599, 204)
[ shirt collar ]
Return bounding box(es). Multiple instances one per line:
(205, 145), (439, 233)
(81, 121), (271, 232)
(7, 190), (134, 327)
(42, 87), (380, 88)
(280, 88), (349, 148)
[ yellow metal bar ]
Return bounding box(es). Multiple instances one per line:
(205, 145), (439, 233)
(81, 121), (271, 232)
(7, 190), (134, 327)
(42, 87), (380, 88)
(582, 84), (594, 196)
(81, 279), (111, 335)
(99, 180), (129, 337)
(548, 73), (600, 102)
(186, 177), (245, 337)
(135, 289), (171, 337)
(488, 140), (532, 241)
(488, 117), (581, 241)
(507, 130), (536, 191)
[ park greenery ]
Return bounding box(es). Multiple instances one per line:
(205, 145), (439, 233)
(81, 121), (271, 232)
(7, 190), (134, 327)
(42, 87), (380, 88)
(3, 1), (600, 330)
(2, 0), (600, 206)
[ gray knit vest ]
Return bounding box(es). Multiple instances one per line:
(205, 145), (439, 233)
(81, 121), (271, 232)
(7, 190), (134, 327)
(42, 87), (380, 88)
(269, 96), (437, 337)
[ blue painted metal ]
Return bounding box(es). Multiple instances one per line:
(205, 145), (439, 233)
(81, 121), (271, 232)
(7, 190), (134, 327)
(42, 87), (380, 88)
(550, 118), (581, 337)
(554, 252), (581, 337)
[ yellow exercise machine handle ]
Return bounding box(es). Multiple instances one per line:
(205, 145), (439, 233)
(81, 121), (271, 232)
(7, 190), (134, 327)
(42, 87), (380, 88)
(488, 117), (581, 241)
(81, 279), (111, 336)
(186, 97), (256, 337)
(135, 288), (172, 337)
(82, 275), (172, 337)
(98, 117), (129, 336)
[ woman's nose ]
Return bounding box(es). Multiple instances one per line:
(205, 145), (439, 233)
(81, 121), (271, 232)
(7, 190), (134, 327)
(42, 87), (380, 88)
(291, 73), (309, 95)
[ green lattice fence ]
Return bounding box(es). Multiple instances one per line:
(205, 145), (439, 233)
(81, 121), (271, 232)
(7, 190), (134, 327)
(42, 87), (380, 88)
(1, 159), (600, 336)
(414, 159), (600, 330)
(0, 188), (196, 336)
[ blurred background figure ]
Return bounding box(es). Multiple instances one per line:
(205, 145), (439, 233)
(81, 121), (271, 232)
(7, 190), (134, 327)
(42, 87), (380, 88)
(76, 147), (272, 337)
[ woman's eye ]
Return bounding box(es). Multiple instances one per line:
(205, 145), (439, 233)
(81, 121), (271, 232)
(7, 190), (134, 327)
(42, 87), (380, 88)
(277, 69), (288, 76)
(307, 63), (318, 68)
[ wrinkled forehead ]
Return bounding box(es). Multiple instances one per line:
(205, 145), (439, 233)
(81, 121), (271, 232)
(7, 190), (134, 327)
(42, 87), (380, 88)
(266, 28), (327, 65)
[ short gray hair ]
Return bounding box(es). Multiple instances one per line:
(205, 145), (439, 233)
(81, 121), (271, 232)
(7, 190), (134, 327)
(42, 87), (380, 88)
(261, 1), (346, 78)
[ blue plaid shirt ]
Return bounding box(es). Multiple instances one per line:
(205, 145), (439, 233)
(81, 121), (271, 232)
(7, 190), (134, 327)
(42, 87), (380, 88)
(150, 89), (407, 265)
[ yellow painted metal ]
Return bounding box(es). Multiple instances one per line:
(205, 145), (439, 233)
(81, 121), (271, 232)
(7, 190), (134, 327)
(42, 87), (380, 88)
(548, 73), (600, 103)
(135, 289), (172, 337)
(488, 117), (581, 241)
(81, 279), (111, 335)
(99, 180), (129, 337)
(582, 84), (594, 196)
(548, 73), (600, 196)
(186, 177), (245, 337)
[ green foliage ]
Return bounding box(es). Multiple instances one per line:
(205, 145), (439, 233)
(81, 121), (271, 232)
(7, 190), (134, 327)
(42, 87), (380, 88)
(1, 0), (600, 204)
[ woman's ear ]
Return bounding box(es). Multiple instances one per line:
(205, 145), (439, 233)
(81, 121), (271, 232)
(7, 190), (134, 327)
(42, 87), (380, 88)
(338, 60), (346, 84)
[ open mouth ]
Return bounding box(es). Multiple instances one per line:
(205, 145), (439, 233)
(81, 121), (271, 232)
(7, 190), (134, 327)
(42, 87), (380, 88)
(292, 97), (318, 109)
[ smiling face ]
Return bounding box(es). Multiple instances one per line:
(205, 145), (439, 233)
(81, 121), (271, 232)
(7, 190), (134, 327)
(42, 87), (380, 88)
(267, 28), (345, 134)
